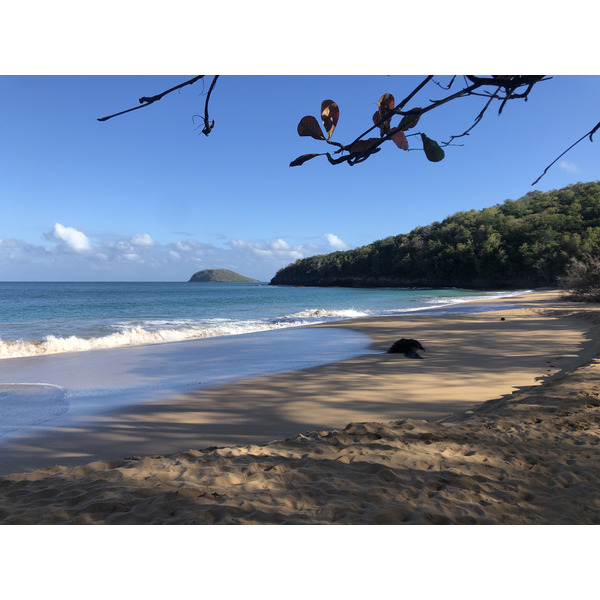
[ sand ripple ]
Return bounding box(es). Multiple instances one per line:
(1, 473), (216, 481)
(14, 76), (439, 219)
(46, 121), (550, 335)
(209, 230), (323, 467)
(1, 357), (599, 525)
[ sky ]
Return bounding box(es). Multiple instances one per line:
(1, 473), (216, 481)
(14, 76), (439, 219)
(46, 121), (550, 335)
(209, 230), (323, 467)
(3, 1), (600, 590)
(1, 5), (599, 284)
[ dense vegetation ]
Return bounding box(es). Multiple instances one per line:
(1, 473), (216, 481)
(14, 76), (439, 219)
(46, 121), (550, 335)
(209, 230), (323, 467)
(270, 181), (600, 289)
(188, 269), (259, 283)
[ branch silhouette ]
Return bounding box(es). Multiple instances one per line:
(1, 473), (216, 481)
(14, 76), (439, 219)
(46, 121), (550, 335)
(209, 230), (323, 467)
(532, 121), (600, 185)
(291, 76), (550, 169)
(97, 75), (216, 133)
(97, 75), (597, 186)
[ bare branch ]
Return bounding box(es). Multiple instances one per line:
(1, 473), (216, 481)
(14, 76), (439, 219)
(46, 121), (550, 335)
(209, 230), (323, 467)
(431, 75), (457, 91)
(396, 75), (434, 111)
(97, 75), (206, 122)
(193, 75), (220, 136)
(532, 121), (600, 186)
(443, 90), (501, 145)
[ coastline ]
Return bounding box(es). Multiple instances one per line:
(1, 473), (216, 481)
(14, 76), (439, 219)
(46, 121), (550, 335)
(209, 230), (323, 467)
(1, 289), (600, 524)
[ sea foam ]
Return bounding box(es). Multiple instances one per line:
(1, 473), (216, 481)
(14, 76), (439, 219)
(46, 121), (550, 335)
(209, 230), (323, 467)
(0, 309), (367, 359)
(0, 290), (532, 360)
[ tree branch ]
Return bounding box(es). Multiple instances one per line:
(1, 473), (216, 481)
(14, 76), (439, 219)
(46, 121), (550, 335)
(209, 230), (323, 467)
(97, 75), (206, 122)
(532, 121), (600, 186)
(295, 76), (552, 170)
(443, 89), (501, 145)
(193, 75), (219, 136)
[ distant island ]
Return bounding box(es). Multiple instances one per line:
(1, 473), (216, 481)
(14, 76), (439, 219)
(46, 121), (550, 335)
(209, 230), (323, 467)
(270, 181), (600, 289)
(188, 269), (260, 283)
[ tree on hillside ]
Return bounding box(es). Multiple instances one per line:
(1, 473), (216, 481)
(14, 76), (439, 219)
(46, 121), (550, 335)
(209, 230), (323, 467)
(269, 182), (600, 289)
(558, 254), (600, 301)
(98, 75), (599, 185)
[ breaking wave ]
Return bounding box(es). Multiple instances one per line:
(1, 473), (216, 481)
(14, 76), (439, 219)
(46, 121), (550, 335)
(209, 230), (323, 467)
(0, 290), (533, 360)
(0, 309), (370, 359)
(274, 308), (370, 323)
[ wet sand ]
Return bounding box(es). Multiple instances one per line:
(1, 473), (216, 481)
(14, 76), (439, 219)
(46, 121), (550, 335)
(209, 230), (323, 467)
(1, 290), (599, 524)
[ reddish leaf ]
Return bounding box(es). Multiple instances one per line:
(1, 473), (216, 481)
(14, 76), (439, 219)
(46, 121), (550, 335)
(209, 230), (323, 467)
(373, 110), (391, 137)
(297, 116), (325, 140)
(348, 138), (380, 154)
(392, 129), (409, 151)
(399, 108), (421, 131)
(321, 100), (339, 140)
(374, 93), (395, 136)
(289, 153), (324, 167)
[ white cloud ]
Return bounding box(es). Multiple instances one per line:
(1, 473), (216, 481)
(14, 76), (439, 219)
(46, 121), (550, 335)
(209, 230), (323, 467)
(231, 238), (304, 261)
(324, 233), (349, 250)
(46, 223), (92, 253)
(1, 226), (353, 282)
(559, 160), (580, 173)
(114, 240), (132, 251)
(175, 241), (191, 252)
(131, 233), (156, 246)
(271, 238), (290, 251)
(121, 253), (141, 262)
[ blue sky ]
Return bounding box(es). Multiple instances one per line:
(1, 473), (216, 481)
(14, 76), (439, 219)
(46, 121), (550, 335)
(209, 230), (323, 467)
(1, 74), (599, 282)
(1, 1), (599, 283)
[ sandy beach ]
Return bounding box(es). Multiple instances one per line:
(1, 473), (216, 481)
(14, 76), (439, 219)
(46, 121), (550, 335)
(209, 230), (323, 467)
(1, 289), (599, 524)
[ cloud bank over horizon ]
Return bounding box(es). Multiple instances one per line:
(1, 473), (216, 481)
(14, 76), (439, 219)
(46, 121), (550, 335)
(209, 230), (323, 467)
(0, 223), (353, 282)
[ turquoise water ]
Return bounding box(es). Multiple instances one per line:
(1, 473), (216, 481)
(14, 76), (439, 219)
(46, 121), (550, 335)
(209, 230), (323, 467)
(0, 282), (532, 454)
(0, 282), (530, 358)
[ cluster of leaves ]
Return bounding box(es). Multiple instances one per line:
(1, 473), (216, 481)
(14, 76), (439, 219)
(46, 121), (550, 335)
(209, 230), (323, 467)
(558, 254), (600, 301)
(290, 93), (444, 168)
(289, 76), (548, 169)
(98, 75), (598, 186)
(271, 181), (600, 289)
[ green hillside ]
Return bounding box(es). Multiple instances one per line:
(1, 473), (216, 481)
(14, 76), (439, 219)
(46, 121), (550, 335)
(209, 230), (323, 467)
(270, 181), (600, 289)
(188, 269), (259, 283)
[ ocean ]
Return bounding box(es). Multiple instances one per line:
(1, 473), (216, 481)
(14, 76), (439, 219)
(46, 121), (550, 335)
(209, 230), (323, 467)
(0, 281), (530, 358)
(0, 282), (531, 445)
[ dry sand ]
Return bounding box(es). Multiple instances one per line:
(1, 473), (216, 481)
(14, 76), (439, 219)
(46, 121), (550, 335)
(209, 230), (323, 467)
(1, 290), (600, 524)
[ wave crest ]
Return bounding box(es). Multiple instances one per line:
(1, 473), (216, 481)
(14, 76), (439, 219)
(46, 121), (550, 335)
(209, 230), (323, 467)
(0, 309), (362, 359)
(0, 324), (267, 359)
(276, 308), (369, 322)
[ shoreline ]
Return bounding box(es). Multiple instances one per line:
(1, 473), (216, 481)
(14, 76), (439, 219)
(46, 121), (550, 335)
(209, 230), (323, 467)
(0, 286), (532, 360)
(2, 289), (600, 524)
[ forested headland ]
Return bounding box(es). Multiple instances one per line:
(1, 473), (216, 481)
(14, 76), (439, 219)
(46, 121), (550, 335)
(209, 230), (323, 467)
(270, 181), (600, 289)
(188, 269), (259, 283)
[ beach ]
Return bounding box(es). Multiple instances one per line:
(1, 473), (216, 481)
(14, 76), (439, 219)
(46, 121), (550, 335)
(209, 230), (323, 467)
(1, 289), (599, 524)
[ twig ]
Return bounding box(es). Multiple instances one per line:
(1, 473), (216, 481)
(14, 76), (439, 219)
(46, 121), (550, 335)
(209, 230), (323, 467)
(339, 76), (548, 165)
(97, 75), (206, 122)
(396, 75), (434, 111)
(532, 121), (600, 186)
(198, 75), (219, 136)
(444, 89), (501, 145)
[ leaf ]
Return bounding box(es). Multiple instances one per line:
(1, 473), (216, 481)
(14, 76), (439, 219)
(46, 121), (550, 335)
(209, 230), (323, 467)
(378, 93), (395, 112)
(399, 108), (421, 131)
(321, 100), (339, 140)
(391, 129), (409, 151)
(373, 111), (391, 137)
(297, 116), (325, 140)
(348, 138), (380, 154)
(421, 134), (445, 162)
(289, 153), (324, 167)
(375, 93), (395, 136)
